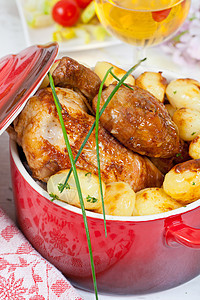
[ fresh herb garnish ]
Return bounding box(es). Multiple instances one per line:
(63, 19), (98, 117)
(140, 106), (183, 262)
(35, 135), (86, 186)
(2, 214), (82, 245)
(85, 172), (92, 177)
(86, 195), (98, 203)
(192, 182), (196, 185)
(48, 72), (98, 300)
(58, 182), (70, 192)
(49, 193), (60, 201)
(173, 90), (177, 94)
(58, 59), (146, 238)
(176, 153), (181, 157)
(191, 132), (196, 136)
(95, 67), (114, 238)
(59, 58), (146, 194)
(48, 59), (146, 299)
(176, 153), (183, 159)
(110, 70), (135, 90)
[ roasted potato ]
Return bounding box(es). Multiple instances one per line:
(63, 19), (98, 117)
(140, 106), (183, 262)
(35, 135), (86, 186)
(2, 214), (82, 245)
(165, 103), (176, 118)
(47, 169), (106, 210)
(39, 60), (60, 89)
(94, 61), (135, 86)
(163, 159), (200, 204)
(99, 182), (136, 216)
(133, 188), (182, 216)
(166, 78), (200, 111)
(135, 71), (167, 103)
(172, 108), (200, 141)
(189, 135), (200, 159)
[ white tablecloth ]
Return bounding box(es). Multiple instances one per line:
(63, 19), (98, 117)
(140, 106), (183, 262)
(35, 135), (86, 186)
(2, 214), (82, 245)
(1, 0), (200, 299)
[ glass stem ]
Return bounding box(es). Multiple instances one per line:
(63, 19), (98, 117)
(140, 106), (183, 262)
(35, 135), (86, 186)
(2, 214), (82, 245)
(135, 46), (147, 63)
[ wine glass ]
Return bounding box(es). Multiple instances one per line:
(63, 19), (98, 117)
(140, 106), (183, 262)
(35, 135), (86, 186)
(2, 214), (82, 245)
(94, 0), (191, 63)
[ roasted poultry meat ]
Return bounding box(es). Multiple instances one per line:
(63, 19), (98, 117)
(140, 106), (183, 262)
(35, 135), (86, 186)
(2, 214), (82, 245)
(52, 56), (101, 101)
(11, 86), (163, 192)
(9, 56), (183, 192)
(53, 57), (180, 158)
(92, 84), (180, 158)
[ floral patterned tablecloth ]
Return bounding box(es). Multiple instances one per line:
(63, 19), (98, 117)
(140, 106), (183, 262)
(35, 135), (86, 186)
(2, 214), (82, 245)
(0, 207), (83, 300)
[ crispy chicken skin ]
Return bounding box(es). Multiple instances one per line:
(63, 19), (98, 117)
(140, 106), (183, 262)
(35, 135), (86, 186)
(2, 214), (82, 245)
(11, 87), (163, 192)
(52, 58), (179, 159)
(52, 57), (101, 101)
(92, 84), (180, 158)
(149, 139), (190, 174)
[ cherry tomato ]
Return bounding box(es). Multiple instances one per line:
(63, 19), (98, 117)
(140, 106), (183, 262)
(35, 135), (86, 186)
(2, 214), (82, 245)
(75, 0), (92, 9)
(152, 8), (171, 22)
(52, 0), (80, 27)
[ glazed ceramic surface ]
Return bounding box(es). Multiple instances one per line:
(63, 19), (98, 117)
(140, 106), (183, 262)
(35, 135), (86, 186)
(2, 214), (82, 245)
(0, 42), (58, 135)
(10, 140), (200, 295)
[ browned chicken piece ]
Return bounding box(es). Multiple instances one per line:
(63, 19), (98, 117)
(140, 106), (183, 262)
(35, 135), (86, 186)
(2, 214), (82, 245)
(149, 157), (174, 175)
(149, 139), (190, 174)
(173, 139), (191, 165)
(52, 58), (179, 159)
(11, 87), (163, 192)
(92, 84), (180, 158)
(52, 57), (101, 101)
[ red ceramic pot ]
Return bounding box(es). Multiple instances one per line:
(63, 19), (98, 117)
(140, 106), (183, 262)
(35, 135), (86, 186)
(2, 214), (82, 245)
(10, 139), (200, 295)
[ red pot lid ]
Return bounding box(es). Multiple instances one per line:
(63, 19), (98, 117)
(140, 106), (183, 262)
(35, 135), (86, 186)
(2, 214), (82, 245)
(0, 42), (59, 135)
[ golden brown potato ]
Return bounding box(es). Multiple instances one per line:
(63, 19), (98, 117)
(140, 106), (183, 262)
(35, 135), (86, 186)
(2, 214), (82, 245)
(94, 61), (135, 86)
(163, 159), (200, 204)
(39, 60), (60, 89)
(133, 188), (182, 216)
(136, 71), (167, 103)
(172, 108), (200, 141)
(165, 103), (176, 118)
(47, 169), (106, 210)
(166, 78), (200, 111)
(98, 182), (136, 216)
(189, 135), (200, 159)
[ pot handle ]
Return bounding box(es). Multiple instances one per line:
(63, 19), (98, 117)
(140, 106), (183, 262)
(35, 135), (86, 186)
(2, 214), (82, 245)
(166, 223), (200, 249)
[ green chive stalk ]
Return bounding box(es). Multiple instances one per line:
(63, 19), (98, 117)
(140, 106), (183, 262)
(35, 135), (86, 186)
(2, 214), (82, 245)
(48, 73), (98, 300)
(110, 70), (135, 90)
(59, 58), (146, 193)
(48, 58), (146, 299)
(95, 67), (113, 238)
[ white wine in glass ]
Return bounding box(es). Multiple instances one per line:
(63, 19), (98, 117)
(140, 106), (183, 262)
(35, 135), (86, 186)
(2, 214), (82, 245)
(94, 0), (191, 47)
